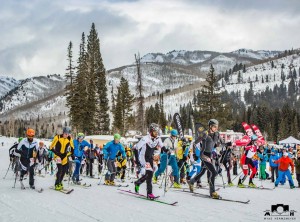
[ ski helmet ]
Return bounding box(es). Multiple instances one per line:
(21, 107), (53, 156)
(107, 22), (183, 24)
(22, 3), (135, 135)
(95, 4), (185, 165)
(26, 128), (35, 137)
(18, 137), (23, 143)
(63, 127), (71, 134)
(251, 134), (258, 141)
(149, 123), (160, 132)
(170, 129), (178, 137)
(77, 132), (85, 139)
(208, 119), (219, 127)
(114, 133), (121, 140)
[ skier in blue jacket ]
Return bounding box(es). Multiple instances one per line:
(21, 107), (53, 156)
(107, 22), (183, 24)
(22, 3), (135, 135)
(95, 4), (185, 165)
(269, 148), (279, 182)
(72, 133), (90, 184)
(257, 146), (268, 180)
(103, 134), (126, 185)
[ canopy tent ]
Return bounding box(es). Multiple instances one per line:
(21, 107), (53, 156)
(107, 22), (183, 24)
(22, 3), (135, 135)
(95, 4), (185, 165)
(279, 136), (300, 145)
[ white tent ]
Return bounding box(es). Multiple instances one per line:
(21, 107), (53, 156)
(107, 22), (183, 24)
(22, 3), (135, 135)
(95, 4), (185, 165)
(279, 136), (300, 145)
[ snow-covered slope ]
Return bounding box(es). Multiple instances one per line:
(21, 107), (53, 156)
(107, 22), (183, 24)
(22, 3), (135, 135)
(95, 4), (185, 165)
(141, 49), (280, 75)
(0, 138), (299, 222)
(0, 76), (20, 98)
(108, 63), (203, 97)
(0, 74), (66, 114)
(220, 53), (300, 101)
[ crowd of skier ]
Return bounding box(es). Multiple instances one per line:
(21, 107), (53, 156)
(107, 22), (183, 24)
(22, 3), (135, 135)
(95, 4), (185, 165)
(5, 119), (300, 200)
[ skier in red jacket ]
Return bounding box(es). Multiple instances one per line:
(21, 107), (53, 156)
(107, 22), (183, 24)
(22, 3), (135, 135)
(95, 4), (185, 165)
(273, 152), (295, 189)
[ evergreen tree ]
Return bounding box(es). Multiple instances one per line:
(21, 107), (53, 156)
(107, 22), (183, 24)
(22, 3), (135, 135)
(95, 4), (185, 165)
(243, 64), (246, 73)
(291, 115), (299, 138)
(72, 33), (89, 133)
(65, 41), (76, 128)
(288, 78), (296, 97)
(271, 60), (274, 68)
(255, 74), (258, 82)
(237, 71), (242, 83)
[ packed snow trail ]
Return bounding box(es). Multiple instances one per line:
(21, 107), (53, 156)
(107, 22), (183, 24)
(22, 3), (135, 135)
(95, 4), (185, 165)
(0, 137), (299, 222)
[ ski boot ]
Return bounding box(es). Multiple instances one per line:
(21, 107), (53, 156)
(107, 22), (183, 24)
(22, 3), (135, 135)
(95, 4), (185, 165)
(134, 182), (140, 193)
(59, 183), (64, 190)
(30, 185), (35, 189)
(228, 182), (234, 187)
(55, 184), (62, 191)
(110, 181), (115, 186)
(104, 180), (110, 185)
(248, 182), (257, 188)
(210, 192), (220, 199)
(180, 178), (187, 185)
(147, 193), (156, 200)
(290, 185), (295, 189)
(173, 182), (181, 189)
(152, 175), (158, 184)
(121, 179), (125, 183)
(188, 181), (194, 192)
(196, 181), (203, 188)
(237, 178), (246, 188)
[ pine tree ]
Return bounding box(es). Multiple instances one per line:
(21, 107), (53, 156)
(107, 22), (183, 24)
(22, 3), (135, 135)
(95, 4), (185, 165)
(266, 75), (269, 83)
(72, 33), (89, 133)
(135, 53), (145, 133)
(243, 64), (246, 73)
(291, 115), (299, 138)
(65, 41), (76, 129)
(256, 74), (258, 82)
(113, 89), (123, 133)
(271, 61), (274, 69)
(288, 78), (296, 97)
(237, 71), (242, 83)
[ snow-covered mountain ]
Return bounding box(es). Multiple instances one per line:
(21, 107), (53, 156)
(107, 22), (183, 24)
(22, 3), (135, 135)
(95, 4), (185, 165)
(108, 63), (204, 97)
(0, 74), (67, 119)
(141, 49), (280, 75)
(0, 76), (20, 98)
(219, 53), (300, 101)
(0, 48), (296, 124)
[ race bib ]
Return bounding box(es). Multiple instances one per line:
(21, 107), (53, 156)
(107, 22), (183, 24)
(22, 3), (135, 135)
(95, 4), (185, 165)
(145, 162), (153, 171)
(242, 165), (248, 170)
(170, 150), (175, 155)
(30, 158), (35, 166)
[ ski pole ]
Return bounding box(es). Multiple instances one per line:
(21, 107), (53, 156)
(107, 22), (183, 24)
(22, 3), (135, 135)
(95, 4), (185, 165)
(231, 170), (243, 182)
(97, 161), (108, 185)
(3, 161), (12, 179)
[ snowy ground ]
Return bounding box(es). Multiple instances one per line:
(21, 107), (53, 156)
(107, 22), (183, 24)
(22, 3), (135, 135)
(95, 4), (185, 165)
(0, 137), (299, 222)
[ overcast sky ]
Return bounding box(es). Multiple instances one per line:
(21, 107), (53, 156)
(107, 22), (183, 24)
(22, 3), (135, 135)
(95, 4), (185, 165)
(1, 0), (300, 79)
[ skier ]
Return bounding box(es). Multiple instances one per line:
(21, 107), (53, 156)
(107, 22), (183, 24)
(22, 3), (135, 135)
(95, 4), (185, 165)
(103, 134), (126, 185)
(86, 139), (96, 177)
(187, 141), (202, 186)
(188, 119), (221, 199)
(237, 135), (259, 188)
(153, 129), (181, 188)
(269, 148), (279, 182)
(14, 129), (38, 189)
(273, 152), (295, 189)
(295, 151), (300, 187)
(257, 146), (268, 180)
(36, 141), (48, 175)
(220, 142), (234, 186)
(72, 133), (90, 184)
(116, 150), (127, 182)
(177, 137), (190, 184)
(134, 123), (163, 199)
(95, 144), (103, 175)
(9, 137), (23, 173)
(49, 126), (74, 190)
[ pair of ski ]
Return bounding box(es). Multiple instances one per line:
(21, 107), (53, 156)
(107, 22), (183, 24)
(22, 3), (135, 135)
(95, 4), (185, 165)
(49, 186), (74, 194)
(118, 189), (178, 206)
(18, 181), (43, 193)
(103, 183), (129, 188)
(70, 182), (92, 188)
(174, 189), (249, 204)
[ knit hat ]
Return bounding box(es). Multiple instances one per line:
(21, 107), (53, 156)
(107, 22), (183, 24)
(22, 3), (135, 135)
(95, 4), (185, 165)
(283, 152), (288, 157)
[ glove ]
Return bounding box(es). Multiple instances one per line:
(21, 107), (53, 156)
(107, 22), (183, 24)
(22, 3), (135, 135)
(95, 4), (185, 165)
(217, 167), (222, 175)
(71, 155), (75, 160)
(193, 153), (199, 161)
(226, 141), (232, 147)
(59, 153), (67, 159)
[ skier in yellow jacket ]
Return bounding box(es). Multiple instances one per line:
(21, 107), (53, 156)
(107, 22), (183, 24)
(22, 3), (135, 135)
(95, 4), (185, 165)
(50, 127), (74, 190)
